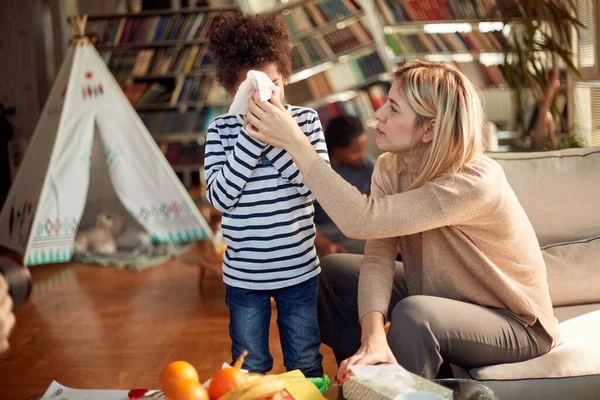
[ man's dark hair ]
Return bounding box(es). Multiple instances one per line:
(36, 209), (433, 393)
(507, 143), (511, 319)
(325, 115), (364, 153)
(208, 12), (292, 92)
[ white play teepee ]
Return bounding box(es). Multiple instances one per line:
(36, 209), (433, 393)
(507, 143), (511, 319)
(0, 17), (212, 267)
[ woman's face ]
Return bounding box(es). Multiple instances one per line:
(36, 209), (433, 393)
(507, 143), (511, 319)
(374, 82), (431, 155)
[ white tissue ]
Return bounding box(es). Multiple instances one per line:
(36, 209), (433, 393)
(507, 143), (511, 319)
(350, 364), (417, 396)
(228, 70), (281, 115)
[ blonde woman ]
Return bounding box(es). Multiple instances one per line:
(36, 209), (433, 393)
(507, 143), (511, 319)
(244, 60), (559, 380)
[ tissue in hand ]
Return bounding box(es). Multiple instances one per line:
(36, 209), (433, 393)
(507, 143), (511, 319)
(228, 70), (281, 115)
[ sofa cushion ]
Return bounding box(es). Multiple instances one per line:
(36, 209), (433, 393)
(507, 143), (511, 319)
(488, 148), (600, 247)
(553, 303), (600, 322)
(542, 236), (600, 306)
(478, 376), (600, 400)
(468, 310), (600, 380)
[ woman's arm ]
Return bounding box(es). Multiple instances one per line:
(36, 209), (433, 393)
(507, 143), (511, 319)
(262, 109), (329, 199)
(337, 173), (401, 377)
(246, 93), (448, 240)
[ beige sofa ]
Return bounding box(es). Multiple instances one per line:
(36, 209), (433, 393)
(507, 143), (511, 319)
(452, 147), (600, 399)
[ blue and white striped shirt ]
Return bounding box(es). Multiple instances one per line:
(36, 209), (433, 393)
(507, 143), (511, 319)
(204, 106), (330, 290)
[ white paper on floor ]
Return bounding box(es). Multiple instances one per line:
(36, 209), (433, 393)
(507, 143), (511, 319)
(41, 380), (133, 400)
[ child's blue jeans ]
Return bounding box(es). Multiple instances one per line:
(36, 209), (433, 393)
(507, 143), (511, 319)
(225, 276), (323, 377)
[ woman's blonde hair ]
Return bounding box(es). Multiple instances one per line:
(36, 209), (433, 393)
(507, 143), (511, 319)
(392, 60), (484, 190)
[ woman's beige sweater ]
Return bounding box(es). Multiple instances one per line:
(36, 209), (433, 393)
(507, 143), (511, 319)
(305, 153), (560, 343)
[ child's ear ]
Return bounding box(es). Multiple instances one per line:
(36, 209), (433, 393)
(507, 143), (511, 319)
(283, 78), (288, 86)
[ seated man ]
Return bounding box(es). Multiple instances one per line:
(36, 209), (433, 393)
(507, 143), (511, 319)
(314, 115), (375, 256)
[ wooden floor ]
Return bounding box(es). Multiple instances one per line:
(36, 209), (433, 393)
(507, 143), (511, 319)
(0, 242), (338, 399)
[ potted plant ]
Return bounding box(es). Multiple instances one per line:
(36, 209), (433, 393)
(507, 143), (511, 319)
(497, 0), (584, 150)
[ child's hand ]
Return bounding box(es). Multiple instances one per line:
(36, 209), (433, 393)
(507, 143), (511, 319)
(322, 243), (348, 257)
(243, 114), (256, 133)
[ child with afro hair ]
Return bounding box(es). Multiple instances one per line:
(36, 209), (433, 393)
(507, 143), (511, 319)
(204, 12), (329, 377)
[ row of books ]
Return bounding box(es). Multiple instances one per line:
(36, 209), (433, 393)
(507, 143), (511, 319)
(171, 76), (228, 104)
(103, 47), (213, 82)
(451, 61), (508, 88)
(122, 82), (168, 105)
(161, 143), (205, 168)
(386, 30), (508, 56)
(375, 0), (496, 23)
(104, 45), (213, 79)
(121, 76), (227, 107)
(278, 0), (361, 36)
(291, 21), (373, 70)
(87, 12), (221, 46)
(315, 83), (389, 128)
(140, 107), (228, 136)
(287, 51), (386, 104)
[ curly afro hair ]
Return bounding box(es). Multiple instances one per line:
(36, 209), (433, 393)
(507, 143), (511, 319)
(325, 115), (365, 153)
(208, 12), (292, 93)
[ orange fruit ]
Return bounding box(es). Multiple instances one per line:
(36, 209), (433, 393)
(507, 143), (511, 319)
(208, 350), (249, 400)
(160, 361), (200, 399)
(170, 379), (209, 400)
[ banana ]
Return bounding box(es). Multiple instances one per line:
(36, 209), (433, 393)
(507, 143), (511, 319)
(237, 376), (285, 400)
(220, 375), (284, 400)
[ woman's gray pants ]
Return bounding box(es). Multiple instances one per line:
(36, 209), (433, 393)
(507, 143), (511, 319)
(317, 254), (553, 379)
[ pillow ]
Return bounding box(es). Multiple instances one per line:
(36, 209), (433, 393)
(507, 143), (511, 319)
(542, 236), (600, 307)
(488, 148), (600, 247)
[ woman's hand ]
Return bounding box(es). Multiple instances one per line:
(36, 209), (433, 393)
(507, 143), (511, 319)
(245, 91), (321, 172)
(245, 91), (307, 151)
(338, 332), (398, 381)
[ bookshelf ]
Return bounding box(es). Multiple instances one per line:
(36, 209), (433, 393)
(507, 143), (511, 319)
(369, 0), (536, 134)
(84, 5), (237, 188)
(269, 0), (392, 128)
(97, 39), (209, 50)
(371, 0), (578, 145)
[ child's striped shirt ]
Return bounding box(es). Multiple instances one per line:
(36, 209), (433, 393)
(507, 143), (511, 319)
(204, 106), (330, 290)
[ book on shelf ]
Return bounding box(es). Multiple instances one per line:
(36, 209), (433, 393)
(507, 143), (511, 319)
(139, 107), (228, 136)
(121, 82), (149, 104)
(286, 50), (386, 104)
(86, 12), (223, 46)
(170, 76), (228, 104)
(120, 75), (227, 108)
(135, 82), (168, 105)
(375, 0), (497, 23)
(314, 83), (390, 128)
(162, 143), (205, 167)
(104, 45), (214, 79)
(276, 0), (362, 36)
(450, 61), (507, 87)
(291, 20), (374, 70)
(386, 30), (508, 56)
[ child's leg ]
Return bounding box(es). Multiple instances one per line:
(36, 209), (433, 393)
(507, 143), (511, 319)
(273, 276), (323, 377)
(225, 285), (273, 373)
